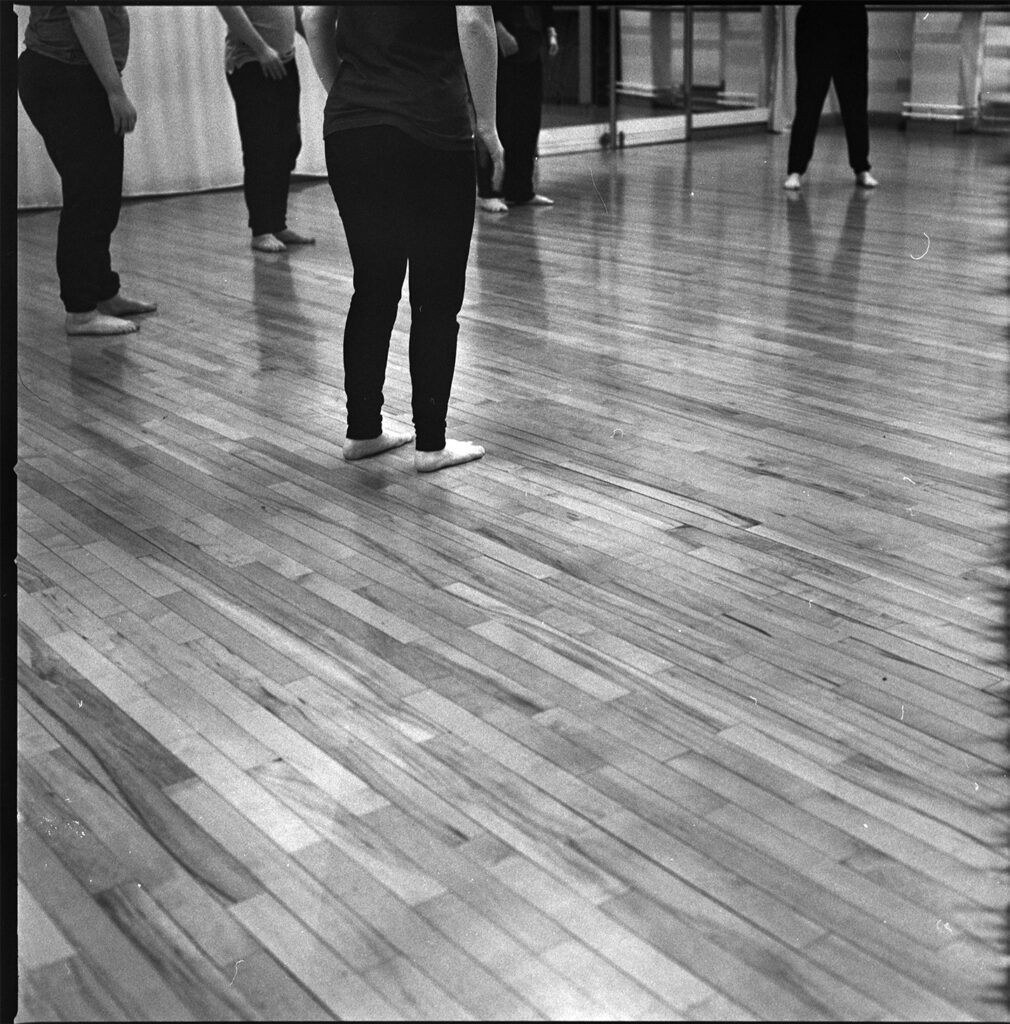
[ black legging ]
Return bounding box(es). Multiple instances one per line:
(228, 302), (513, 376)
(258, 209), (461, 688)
(18, 48), (124, 313)
(787, 3), (871, 176)
(226, 58), (302, 237)
(325, 125), (476, 452)
(476, 56), (543, 204)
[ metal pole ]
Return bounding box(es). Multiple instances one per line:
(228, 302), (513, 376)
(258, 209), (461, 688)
(683, 4), (694, 140)
(608, 5), (618, 149)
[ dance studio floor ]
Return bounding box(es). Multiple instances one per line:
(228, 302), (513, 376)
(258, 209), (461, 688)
(16, 125), (1009, 1020)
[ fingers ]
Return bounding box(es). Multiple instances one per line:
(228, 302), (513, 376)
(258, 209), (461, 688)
(109, 98), (137, 136)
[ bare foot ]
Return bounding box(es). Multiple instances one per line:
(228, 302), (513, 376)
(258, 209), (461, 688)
(343, 429), (414, 461)
(252, 233), (286, 253)
(97, 294), (157, 316)
(478, 197), (508, 213)
(65, 311), (138, 336)
(415, 439), (485, 473)
(507, 194), (554, 208)
(275, 228), (315, 245)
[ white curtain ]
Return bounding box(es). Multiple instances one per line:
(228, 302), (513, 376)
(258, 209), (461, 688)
(16, 5), (330, 210)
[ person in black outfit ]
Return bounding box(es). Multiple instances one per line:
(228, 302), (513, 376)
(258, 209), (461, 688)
(784, 2), (879, 191)
(217, 5), (315, 252)
(302, 5), (504, 473)
(477, 3), (558, 212)
(18, 4), (157, 336)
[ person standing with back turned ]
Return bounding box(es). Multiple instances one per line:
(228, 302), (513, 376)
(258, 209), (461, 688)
(784, 2), (879, 191)
(476, 3), (558, 213)
(217, 5), (316, 252)
(18, 5), (157, 336)
(302, 5), (504, 472)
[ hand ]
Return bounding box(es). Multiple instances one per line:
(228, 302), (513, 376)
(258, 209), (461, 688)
(477, 124), (505, 194)
(257, 45), (287, 79)
(107, 90), (137, 135)
(497, 25), (519, 57)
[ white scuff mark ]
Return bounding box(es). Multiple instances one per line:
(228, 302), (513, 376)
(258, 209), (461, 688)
(910, 233), (930, 260)
(611, 428), (623, 439)
(902, 476), (917, 484)
(900, 705), (905, 721)
(78, 700), (83, 709)
(230, 959), (245, 986)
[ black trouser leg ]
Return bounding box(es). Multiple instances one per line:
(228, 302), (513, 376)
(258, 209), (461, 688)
(326, 126), (475, 450)
(833, 56), (871, 173)
(18, 49), (124, 312)
(404, 143), (475, 450)
(326, 127), (405, 440)
(227, 59), (302, 236)
(787, 11), (833, 176)
(498, 58), (544, 203)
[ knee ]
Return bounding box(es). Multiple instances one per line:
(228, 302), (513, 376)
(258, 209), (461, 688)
(351, 280), (402, 318)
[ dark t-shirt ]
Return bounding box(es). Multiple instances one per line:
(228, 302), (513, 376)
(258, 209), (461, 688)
(323, 4), (473, 151)
(24, 5), (130, 70)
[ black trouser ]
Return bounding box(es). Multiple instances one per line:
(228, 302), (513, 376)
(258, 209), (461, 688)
(226, 58), (302, 236)
(787, 4), (871, 176)
(476, 56), (543, 203)
(18, 48), (124, 313)
(325, 126), (476, 451)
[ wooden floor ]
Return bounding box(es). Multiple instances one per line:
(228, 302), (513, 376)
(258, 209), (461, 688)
(16, 125), (1010, 1021)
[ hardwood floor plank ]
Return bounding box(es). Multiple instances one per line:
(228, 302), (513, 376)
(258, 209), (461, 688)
(93, 882), (265, 1021)
(415, 891), (609, 1020)
(18, 757), (143, 896)
(718, 722), (1004, 869)
(17, 824), (195, 1021)
(490, 852), (717, 1013)
(365, 802), (573, 955)
(362, 954), (475, 1021)
(796, 790), (1005, 908)
(17, 127), (1007, 1020)
(294, 841), (542, 1020)
(604, 887), (886, 1021)
(20, 957), (132, 1023)
(277, 675), (487, 845)
(539, 938), (678, 1021)
(17, 880), (76, 971)
(229, 893), (403, 1021)
(802, 932), (982, 1022)
(250, 758), (446, 905)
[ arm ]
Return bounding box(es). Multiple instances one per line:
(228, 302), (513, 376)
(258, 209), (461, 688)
(489, 6), (518, 57)
(65, 5), (136, 135)
(495, 18), (519, 58)
(216, 6), (286, 79)
(545, 6), (558, 58)
(301, 5), (340, 93)
(457, 6), (504, 191)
